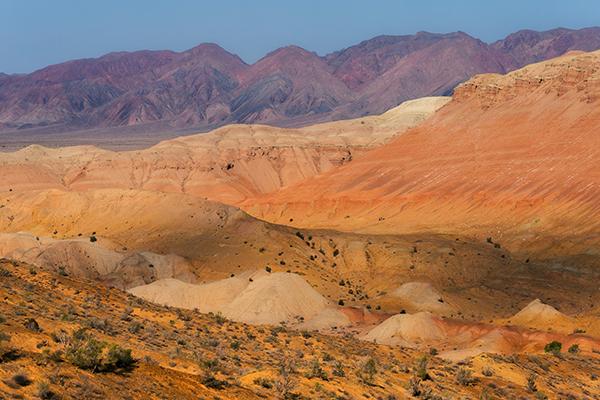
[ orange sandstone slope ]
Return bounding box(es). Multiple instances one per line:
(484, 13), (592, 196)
(245, 50), (600, 250)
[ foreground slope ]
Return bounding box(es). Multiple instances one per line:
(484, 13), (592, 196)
(2, 260), (599, 399)
(246, 50), (600, 255)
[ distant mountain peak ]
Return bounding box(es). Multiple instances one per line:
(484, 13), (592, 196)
(259, 45), (319, 62)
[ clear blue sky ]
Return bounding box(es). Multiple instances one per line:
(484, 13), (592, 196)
(1, 0), (599, 73)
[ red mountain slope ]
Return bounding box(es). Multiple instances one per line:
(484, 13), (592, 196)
(245, 50), (600, 252)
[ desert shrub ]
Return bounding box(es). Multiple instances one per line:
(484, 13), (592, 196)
(358, 357), (377, 385)
(89, 236), (97, 242)
(528, 355), (551, 371)
(421, 386), (443, 400)
(253, 377), (273, 389)
(65, 336), (105, 371)
(212, 312), (227, 325)
(24, 318), (41, 332)
(414, 356), (430, 380)
(271, 326), (286, 336)
(456, 367), (476, 386)
(301, 331), (312, 339)
(527, 373), (538, 392)
(544, 341), (562, 355)
(120, 307), (133, 321)
(104, 344), (134, 370)
(86, 317), (113, 334)
(201, 373), (228, 389)
(42, 349), (64, 363)
(201, 358), (220, 372)
(37, 381), (57, 399)
(568, 344), (580, 354)
(63, 330), (134, 372)
(407, 375), (421, 396)
(127, 321), (143, 334)
(481, 365), (494, 376)
(306, 359), (328, 380)
(480, 388), (493, 400)
(275, 353), (297, 399)
(12, 373), (31, 387)
(0, 332), (18, 362)
(332, 360), (345, 377)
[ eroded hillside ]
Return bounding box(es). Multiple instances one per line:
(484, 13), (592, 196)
(1, 260), (598, 399)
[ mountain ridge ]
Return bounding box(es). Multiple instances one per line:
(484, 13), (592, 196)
(1, 27), (600, 137)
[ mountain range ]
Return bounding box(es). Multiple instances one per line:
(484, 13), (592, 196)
(1, 26), (600, 135)
(2, 33), (600, 398)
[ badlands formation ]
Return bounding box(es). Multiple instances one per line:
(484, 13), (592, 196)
(0, 97), (449, 204)
(247, 51), (600, 238)
(2, 51), (600, 399)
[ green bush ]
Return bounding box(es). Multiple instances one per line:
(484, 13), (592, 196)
(414, 356), (430, 380)
(65, 336), (105, 371)
(63, 330), (135, 372)
(543, 341), (562, 355)
(105, 344), (134, 370)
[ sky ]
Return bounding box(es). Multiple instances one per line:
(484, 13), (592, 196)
(1, 0), (599, 74)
